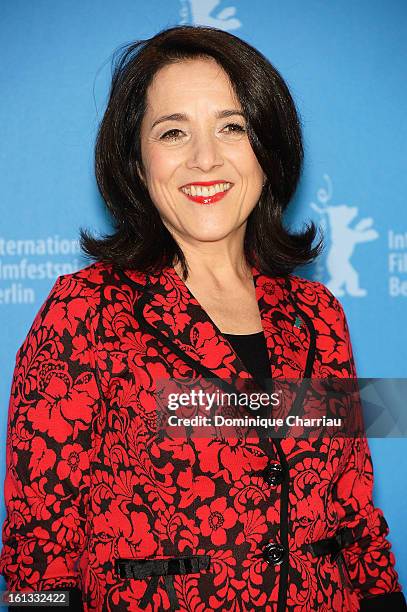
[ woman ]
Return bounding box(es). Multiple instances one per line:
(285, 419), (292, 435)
(0, 25), (405, 612)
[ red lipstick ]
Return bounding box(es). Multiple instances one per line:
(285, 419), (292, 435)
(179, 182), (233, 205)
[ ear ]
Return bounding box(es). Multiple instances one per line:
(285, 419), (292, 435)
(136, 161), (147, 186)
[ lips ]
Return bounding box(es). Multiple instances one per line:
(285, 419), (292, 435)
(179, 181), (233, 205)
(181, 190), (230, 205)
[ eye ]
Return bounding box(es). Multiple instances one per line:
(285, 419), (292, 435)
(223, 123), (246, 134)
(160, 129), (184, 141)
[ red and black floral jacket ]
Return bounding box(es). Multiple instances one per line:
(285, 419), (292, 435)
(0, 261), (405, 611)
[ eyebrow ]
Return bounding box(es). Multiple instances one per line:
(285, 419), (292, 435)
(151, 109), (246, 130)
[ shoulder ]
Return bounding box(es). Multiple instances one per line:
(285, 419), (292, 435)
(30, 260), (150, 338)
(33, 261), (110, 319)
(20, 261), (117, 350)
(287, 273), (347, 318)
(287, 274), (357, 374)
(38, 260), (130, 312)
(54, 260), (116, 288)
(52, 260), (149, 295)
(288, 273), (337, 303)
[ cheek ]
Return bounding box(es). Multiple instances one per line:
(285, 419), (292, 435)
(230, 144), (263, 181)
(142, 149), (180, 220)
(144, 147), (179, 185)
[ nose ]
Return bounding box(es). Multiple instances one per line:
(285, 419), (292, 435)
(185, 130), (224, 172)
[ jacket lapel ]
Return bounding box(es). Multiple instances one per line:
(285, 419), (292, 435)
(119, 264), (314, 387)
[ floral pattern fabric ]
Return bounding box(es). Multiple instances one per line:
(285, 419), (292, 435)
(0, 261), (403, 611)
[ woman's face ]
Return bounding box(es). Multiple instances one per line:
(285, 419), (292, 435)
(138, 57), (265, 245)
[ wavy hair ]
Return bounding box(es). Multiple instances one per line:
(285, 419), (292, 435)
(80, 25), (322, 279)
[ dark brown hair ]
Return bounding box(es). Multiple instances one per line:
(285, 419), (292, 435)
(80, 24), (322, 279)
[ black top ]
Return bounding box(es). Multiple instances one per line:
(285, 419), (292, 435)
(223, 330), (271, 390)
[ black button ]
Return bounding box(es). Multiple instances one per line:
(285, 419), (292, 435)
(262, 462), (283, 487)
(263, 543), (285, 565)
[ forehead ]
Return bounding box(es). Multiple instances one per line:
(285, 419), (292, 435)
(146, 58), (239, 107)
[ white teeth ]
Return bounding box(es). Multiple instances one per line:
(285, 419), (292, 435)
(181, 182), (232, 197)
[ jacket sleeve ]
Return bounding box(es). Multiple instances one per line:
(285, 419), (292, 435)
(327, 291), (406, 610)
(0, 274), (100, 603)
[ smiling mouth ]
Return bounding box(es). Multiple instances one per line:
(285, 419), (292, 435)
(179, 182), (233, 205)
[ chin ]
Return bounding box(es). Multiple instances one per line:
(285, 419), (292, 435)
(184, 228), (239, 242)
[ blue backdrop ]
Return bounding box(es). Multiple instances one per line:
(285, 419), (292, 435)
(1, 0), (406, 592)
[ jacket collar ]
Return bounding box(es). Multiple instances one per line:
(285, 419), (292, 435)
(119, 264), (315, 388)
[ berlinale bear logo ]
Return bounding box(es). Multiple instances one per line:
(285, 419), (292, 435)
(179, 0), (242, 30)
(311, 174), (379, 297)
